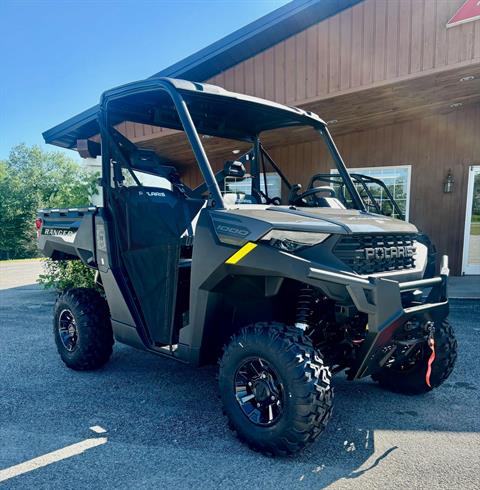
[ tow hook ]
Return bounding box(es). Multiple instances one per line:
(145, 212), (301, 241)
(425, 322), (436, 388)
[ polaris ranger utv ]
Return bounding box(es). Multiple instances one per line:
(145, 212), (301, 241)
(38, 78), (457, 456)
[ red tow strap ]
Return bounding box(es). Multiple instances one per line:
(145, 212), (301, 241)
(425, 335), (436, 388)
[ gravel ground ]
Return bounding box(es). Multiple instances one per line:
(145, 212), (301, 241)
(0, 261), (479, 489)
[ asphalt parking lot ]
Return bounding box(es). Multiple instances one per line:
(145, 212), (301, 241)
(0, 261), (479, 489)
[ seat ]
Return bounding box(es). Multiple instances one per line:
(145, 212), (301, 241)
(223, 192), (258, 206)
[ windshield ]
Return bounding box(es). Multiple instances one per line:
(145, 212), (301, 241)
(198, 124), (357, 209)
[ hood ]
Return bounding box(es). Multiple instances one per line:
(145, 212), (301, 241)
(220, 205), (418, 235)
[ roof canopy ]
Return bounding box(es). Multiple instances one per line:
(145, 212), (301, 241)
(101, 78), (325, 142)
(43, 0), (361, 149)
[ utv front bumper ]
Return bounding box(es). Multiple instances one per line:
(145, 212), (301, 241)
(308, 256), (450, 379)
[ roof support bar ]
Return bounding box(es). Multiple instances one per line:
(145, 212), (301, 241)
(167, 86), (225, 209)
(318, 126), (366, 212)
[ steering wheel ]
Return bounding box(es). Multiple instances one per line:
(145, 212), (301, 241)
(290, 186), (336, 207)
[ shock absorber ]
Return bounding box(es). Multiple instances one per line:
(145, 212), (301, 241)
(295, 285), (315, 331)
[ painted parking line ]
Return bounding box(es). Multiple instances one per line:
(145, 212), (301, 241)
(89, 425), (107, 434)
(0, 437), (107, 483)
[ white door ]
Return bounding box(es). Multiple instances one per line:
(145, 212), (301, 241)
(462, 166), (480, 275)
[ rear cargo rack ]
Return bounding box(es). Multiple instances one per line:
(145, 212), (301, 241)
(38, 206), (97, 215)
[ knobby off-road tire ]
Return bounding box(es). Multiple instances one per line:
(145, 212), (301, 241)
(372, 320), (457, 395)
(53, 288), (114, 370)
(218, 322), (333, 456)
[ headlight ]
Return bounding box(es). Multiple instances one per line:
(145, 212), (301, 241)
(260, 230), (330, 252)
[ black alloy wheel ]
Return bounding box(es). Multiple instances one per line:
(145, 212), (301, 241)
(234, 357), (284, 426)
(58, 309), (78, 352)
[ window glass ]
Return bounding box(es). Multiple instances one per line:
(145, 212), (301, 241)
(116, 167), (172, 190)
(331, 166), (411, 220)
(223, 173), (281, 204)
(132, 170), (172, 190)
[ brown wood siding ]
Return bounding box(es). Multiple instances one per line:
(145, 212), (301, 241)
(265, 103), (480, 275)
(127, 0), (480, 144)
(206, 0), (480, 106)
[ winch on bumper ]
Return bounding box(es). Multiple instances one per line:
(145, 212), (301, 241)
(308, 256), (450, 380)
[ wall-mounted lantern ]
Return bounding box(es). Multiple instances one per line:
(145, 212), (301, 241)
(444, 169), (454, 193)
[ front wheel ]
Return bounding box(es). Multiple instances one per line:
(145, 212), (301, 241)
(372, 320), (457, 395)
(218, 322), (333, 456)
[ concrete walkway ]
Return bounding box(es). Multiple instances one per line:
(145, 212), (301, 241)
(0, 260), (43, 290)
(449, 276), (480, 299)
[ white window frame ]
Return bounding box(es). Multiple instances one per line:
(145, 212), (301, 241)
(462, 165), (480, 275)
(330, 164), (412, 221)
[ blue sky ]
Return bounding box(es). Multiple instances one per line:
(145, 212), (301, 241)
(0, 0), (290, 159)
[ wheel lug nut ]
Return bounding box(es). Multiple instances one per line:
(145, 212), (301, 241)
(257, 403), (260, 408)
(271, 395), (275, 400)
(248, 382), (252, 386)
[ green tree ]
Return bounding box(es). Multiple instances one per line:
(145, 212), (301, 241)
(0, 161), (37, 258)
(0, 144), (98, 259)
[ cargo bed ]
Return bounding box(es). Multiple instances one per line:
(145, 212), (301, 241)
(37, 206), (98, 265)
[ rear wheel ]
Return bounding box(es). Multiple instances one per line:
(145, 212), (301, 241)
(218, 322), (333, 456)
(372, 320), (457, 395)
(53, 288), (114, 370)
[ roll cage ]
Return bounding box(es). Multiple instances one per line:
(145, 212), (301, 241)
(98, 77), (366, 211)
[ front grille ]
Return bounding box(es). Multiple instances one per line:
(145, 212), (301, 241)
(334, 234), (417, 275)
